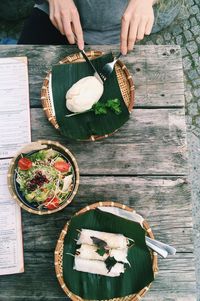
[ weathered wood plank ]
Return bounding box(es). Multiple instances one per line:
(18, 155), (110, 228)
(31, 108), (188, 175)
(20, 176), (193, 253)
(0, 45), (194, 300)
(0, 45), (184, 107)
(0, 252), (195, 301)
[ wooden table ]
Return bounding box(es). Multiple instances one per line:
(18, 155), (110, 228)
(0, 45), (196, 300)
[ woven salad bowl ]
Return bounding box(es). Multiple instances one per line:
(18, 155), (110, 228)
(7, 140), (79, 215)
(55, 201), (158, 301)
(41, 50), (135, 141)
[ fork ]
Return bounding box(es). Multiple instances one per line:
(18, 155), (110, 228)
(100, 52), (122, 80)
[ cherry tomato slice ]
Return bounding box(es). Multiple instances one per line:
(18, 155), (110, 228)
(18, 157), (32, 170)
(44, 197), (60, 210)
(54, 161), (70, 172)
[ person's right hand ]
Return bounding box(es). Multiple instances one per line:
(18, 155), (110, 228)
(47, 0), (84, 49)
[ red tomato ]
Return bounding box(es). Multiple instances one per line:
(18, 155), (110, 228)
(44, 197), (60, 210)
(18, 157), (32, 170)
(54, 161), (70, 172)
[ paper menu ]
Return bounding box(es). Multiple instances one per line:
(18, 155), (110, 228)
(0, 56), (31, 275)
(0, 159), (24, 275)
(0, 57), (31, 158)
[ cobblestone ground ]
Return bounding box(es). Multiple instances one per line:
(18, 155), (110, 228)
(140, 1), (200, 299)
(0, 1), (200, 298)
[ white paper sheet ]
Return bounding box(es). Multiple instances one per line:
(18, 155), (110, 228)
(0, 56), (31, 275)
(0, 159), (24, 275)
(0, 57), (31, 158)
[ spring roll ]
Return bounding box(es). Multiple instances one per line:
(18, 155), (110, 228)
(76, 244), (108, 261)
(77, 229), (128, 249)
(74, 256), (125, 277)
(76, 244), (129, 264)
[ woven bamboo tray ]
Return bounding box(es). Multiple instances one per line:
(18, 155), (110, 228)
(41, 50), (134, 141)
(55, 201), (158, 301)
(7, 140), (80, 215)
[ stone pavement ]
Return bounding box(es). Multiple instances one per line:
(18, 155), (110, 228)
(140, 1), (200, 299)
(0, 0), (200, 299)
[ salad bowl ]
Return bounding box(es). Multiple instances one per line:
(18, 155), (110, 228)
(7, 140), (80, 215)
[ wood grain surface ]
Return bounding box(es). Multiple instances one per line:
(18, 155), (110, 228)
(0, 45), (196, 301)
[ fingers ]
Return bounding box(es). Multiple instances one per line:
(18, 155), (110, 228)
(62, 19), (75, 44)
(127, 19), (138, 52)
(120, 14), (130, 55)
(49, 1), (65, 35)
(120, 0), (155, 55)
(145, 17), (154, 35)
(48, 0), (84, 47)
(136, 19), (147, 40)
(54, 9), (65, 35)
(71, 10), (84, 50)
(121, 16), (154, 54)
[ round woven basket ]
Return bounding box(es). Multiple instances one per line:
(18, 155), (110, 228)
(41, 50), (135, 141)
(55, 201), (158, 301)
(7, 140), (80, 215)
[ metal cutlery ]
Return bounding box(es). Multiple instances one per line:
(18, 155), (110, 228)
(100, 52), (122, 79)
(80, 49), (105, 83)
(145, 238), (168, 258)
(145, 236), (176, 258)
(80, 48), (122, 83)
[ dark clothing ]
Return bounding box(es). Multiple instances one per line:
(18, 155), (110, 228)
(18, 8), (69, 45)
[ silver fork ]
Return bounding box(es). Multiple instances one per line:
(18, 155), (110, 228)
(100, 52), (122, 80)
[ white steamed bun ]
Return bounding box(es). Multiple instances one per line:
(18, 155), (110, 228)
(66, 76), (104, 113)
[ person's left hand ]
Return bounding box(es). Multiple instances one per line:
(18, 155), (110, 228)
(120, 0), (155, 55)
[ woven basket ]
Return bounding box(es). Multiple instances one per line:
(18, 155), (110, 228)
(7, 140), (80, 215)
(55, 201), (158, 301)
(41, 50), (134, 141)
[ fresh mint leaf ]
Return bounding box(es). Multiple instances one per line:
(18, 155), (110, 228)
(91, 236), (108, 257)
(106, 98), (121, 115)
(92, 98), (122, 116)
(92, 102), (107, 115)
(96, 248), (107, 256)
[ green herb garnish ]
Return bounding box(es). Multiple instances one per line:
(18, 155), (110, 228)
(65, 98), (122, 118)
(93, 98), (121, 115)
(91, 236), (108, 257)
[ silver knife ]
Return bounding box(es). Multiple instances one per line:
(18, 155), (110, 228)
(146, 236), (176, 257)
(80, 49), (105, 84)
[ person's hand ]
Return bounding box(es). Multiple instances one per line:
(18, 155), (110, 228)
(47, 0), (84, 49)
(120, 0), (155, 55)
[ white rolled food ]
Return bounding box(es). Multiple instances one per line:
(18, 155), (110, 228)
(77, 229), (128, 249)
(76, 244), (129, 264)
(74, 256), (125, 277)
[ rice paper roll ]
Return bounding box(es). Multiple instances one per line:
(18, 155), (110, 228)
(109, 248), (129, 264)
(74, 256), (125, 277)
(77, 229), (128, 249)
(76, 244), (108, 261)
(76, 244), (129, 264)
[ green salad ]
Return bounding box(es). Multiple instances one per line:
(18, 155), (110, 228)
(15, 149), (74, 210)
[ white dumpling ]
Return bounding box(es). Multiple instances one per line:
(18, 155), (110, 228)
(66, 76), (104, 113)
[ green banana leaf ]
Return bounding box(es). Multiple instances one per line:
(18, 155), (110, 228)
(52, 53), (130, 140)
(63, 209), (154, 300)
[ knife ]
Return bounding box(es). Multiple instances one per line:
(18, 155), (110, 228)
(146, 236), (176, 257)
(80, 49), (104, 84)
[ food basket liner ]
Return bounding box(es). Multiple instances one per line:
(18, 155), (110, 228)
(61, 209), (154, 300)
